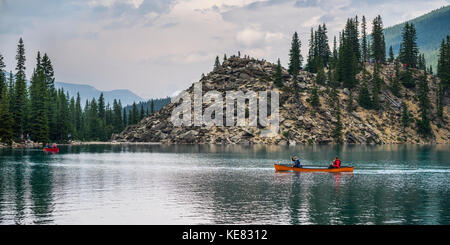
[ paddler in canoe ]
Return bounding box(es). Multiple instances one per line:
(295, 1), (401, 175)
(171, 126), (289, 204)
(274, 155), (353, 172)
(328, 156), (341, 169)
(291, 155), (302, 168)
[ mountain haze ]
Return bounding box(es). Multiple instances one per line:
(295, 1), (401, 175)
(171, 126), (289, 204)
(54, 82), (144, 107)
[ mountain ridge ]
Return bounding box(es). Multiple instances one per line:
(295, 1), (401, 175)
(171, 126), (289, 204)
(384, 5), (450, 71)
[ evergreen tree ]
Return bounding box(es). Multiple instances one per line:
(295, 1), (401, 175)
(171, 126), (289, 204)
(371, 15), (386, 64)
(123, 109), (127, 127)
(418, 54), (426, 70)
(75, 93), (82, 139)
(214, 56), (221, 70)
(98, 93), (105, 121)
(41, 53), (55, 90)
(13, 38), (28, 140)
(337, 17), (360, 88)
(29, 52), (49, 143)
(150, 100), (155, 114)
(140, 103), (145, 120)
(401, 101), (411, 128)
(317, 24), (331, 67)
(113, 99), (123, 133)
(288, 32), (302, 77)
(358, 80), (372, 109)
(309, 83), (320, 109)
(332, 103), (343, 143)
(88, 98), (100, 140)
(437, 36), (449, 93)
(400, 67), (415, 88)
(416, 73), (432, 136)
(223, 54), (227, 61)
(371, 64), (382, 110)
(274, 58), (283, 88)
(131, 102), (139, 125)
(391, 62), (402, 97)
(56, 89), (70, 142)
(0, 86), (14, 144)
(388, 45), (394, 63)
(398, 22), (419, 68)
(306, 28), (315, 73)
(316, 64), (326, 85)
(0, 54), (6, 101)
(361, 15), (368, 63)
(7, 72), (14, 115)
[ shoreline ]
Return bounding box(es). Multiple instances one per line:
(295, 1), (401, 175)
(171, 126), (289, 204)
(1, 141), (448, 149)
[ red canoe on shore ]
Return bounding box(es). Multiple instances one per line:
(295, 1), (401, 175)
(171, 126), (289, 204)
(274, 164), (354, 173)
(43, 147), (59, 153)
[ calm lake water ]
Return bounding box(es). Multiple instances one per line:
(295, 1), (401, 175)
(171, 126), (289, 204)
(0, 144), (449, 225)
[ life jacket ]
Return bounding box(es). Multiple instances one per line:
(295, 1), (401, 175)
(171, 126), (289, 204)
(333, 159), (341, 168)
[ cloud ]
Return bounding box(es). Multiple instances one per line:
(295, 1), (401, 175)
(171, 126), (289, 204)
(236, 27), (265, 46)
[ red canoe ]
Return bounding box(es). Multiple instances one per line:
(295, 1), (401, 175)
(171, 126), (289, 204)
(43, 147), (59, 153)
(274, 164), (354, 173)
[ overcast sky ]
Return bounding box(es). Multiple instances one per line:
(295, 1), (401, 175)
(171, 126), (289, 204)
(0, 0), (449, 99)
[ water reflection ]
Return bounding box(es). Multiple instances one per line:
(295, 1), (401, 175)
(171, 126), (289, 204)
(0, 144), (449, 224)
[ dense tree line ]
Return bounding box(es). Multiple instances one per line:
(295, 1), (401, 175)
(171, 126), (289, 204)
(277, 14), (447, 140)
(0, 39), (161, 145)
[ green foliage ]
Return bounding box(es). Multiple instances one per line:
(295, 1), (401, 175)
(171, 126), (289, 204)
(29, 53), (49, 143)
(371, 15), (386, 63)
(358, 81), (372, 109)
(361, 16), (368, 63)
(438, 35), (450, 92)
(391, 62), (402, 97)
(337, 17), (359, 88)
(13, 38), (28, 139)
(316, 64), (326, 85)
(416, 74), (432, 136)
(274, 58), (283, 88)
(309, 84), (320, 109)
(371, 64), (382, 110)
(0, 38), (130, 143)
(332, 103), (343, 143)
(288, 32), (303, 76)
(0, 86), (14, 144)
(388, 45), (395, 63)
(0, 54), (6, 101)
(214, 56), (221, 70)
(398, 22), (419, 68)
(306, 24), (331, 72)
(401, 101), (411, 128)
(400, 68), (415, 88)
(384, 6), (450, 72)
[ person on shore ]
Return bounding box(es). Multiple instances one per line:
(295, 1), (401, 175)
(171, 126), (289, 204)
(292, 156), (302, 168)
(329, 156), (341, 169)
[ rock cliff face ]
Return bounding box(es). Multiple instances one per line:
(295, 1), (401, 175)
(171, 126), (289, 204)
(113, 56), (449, 144)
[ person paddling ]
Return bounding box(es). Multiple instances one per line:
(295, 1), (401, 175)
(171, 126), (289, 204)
(292, 156), (302, 168)
(329, 156), (341, 169)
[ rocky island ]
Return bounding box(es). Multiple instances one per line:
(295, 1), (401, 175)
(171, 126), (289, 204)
(112, 56), (449, 145)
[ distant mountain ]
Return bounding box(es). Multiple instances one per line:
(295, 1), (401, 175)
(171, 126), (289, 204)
(54, 81), (144, 107)
(4, 71), (145, 107)
(384, 5), (450, 71)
